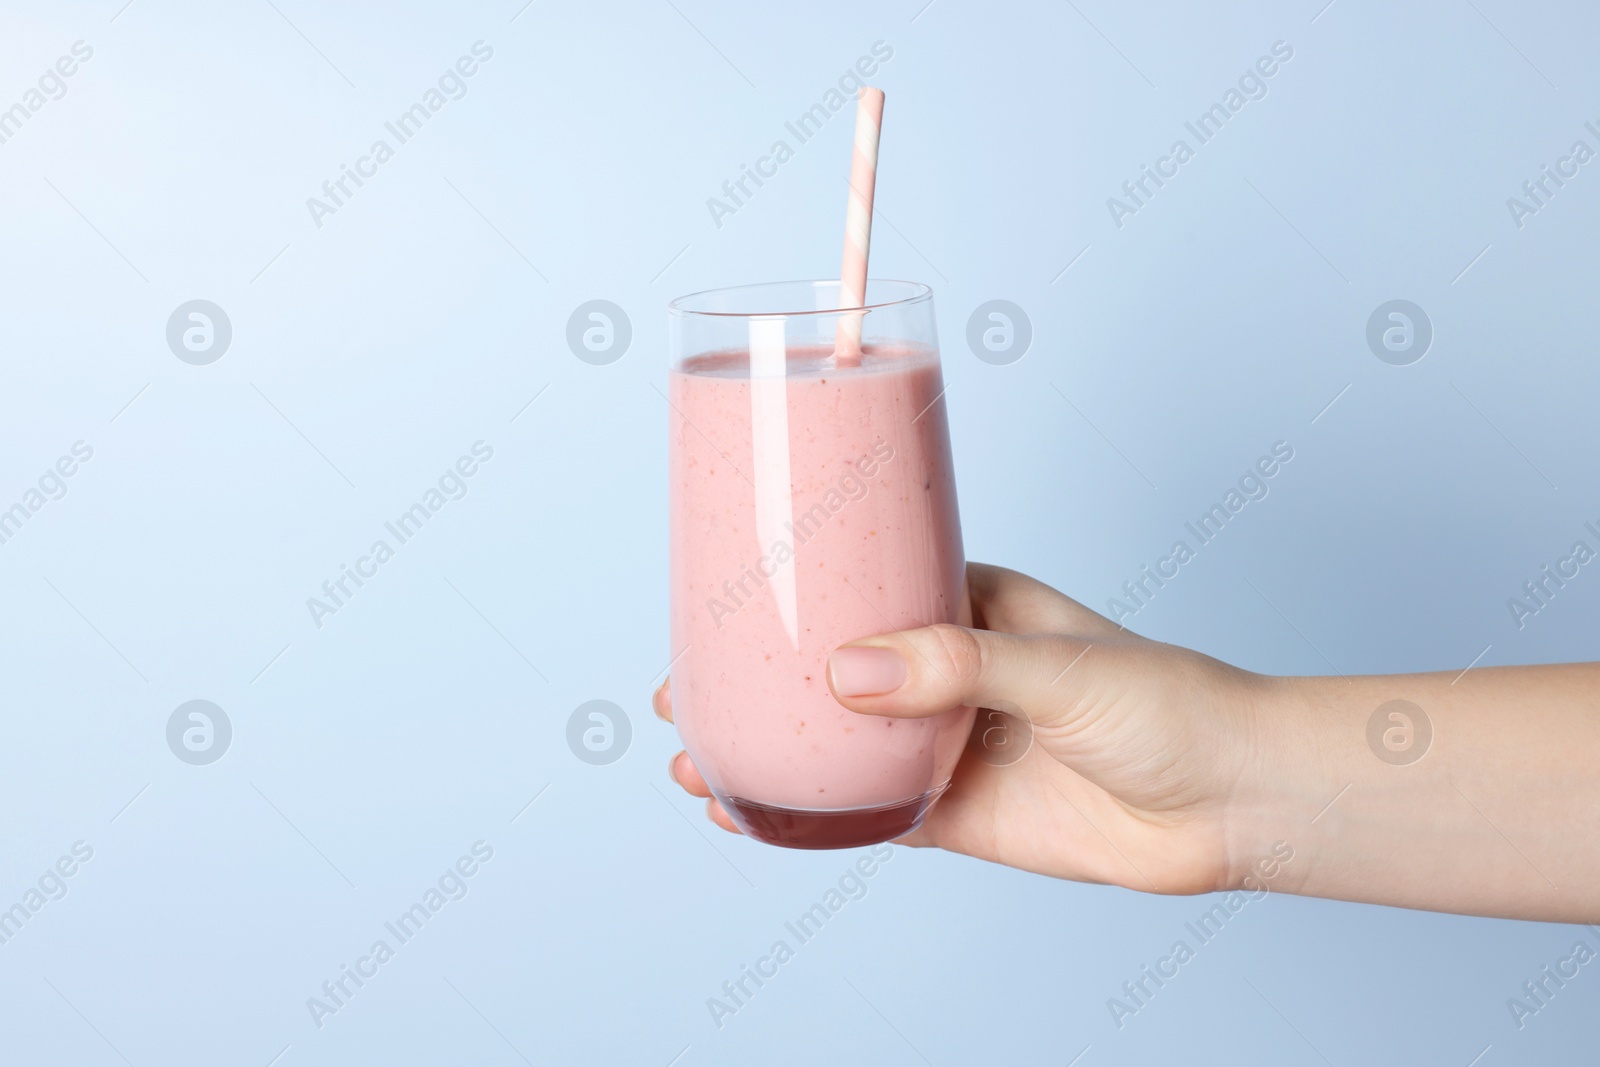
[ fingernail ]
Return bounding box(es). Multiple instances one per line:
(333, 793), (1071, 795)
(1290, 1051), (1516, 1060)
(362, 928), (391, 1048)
(667, 752), (682, 786)
(828, 646), (907, 697)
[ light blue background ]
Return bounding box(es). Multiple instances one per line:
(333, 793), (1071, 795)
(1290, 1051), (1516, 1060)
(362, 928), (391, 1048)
(1, 0), (1596, 1063)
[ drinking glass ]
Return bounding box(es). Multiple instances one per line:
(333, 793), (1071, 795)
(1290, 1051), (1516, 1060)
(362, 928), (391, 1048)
(667, 279), (973, 849)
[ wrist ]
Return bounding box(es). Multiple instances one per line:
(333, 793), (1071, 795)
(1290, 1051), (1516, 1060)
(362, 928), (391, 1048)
(1216, 671), (1336, 897)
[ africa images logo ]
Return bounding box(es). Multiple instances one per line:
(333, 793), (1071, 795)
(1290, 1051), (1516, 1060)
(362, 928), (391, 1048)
(1365, 700), (1431, 766)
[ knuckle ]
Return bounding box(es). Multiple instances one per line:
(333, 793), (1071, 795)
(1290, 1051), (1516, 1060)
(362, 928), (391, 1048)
(922, 623), (984, 690)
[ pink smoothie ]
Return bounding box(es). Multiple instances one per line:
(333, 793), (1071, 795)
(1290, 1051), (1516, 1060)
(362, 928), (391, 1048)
(668, 343), (973, 817)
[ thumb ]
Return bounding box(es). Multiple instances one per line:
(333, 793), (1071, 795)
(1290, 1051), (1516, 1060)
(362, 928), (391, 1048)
(826, 623), (1094, 726)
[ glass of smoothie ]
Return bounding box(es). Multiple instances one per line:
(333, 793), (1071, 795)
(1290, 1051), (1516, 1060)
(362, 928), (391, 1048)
(667, 278), (973, 849)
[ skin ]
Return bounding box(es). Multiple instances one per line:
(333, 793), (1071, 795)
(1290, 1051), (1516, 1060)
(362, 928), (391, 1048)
(658, 563), (1600, 923)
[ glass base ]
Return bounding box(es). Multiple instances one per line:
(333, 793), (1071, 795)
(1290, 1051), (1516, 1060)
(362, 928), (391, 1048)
(720, 784), (946, 850)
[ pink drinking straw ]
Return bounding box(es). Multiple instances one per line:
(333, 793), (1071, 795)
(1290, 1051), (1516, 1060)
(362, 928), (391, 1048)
(834, 86), (885, 366)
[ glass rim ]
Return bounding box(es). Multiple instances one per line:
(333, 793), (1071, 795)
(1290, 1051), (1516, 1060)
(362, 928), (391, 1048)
(667, 278), (933, 319)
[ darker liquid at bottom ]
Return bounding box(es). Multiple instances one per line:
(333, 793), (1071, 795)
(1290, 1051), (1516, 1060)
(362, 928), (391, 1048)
(721, 787), (943, 850)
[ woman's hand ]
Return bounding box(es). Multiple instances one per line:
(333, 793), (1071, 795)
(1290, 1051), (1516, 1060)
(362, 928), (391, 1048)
(658, 562), (1600, 921)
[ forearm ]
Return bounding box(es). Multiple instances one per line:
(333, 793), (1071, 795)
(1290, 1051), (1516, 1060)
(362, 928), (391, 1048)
(1228, 664), (1600, 922)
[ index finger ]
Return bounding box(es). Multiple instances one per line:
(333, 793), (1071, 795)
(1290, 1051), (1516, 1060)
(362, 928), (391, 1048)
(969, 562), (1132, 639)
